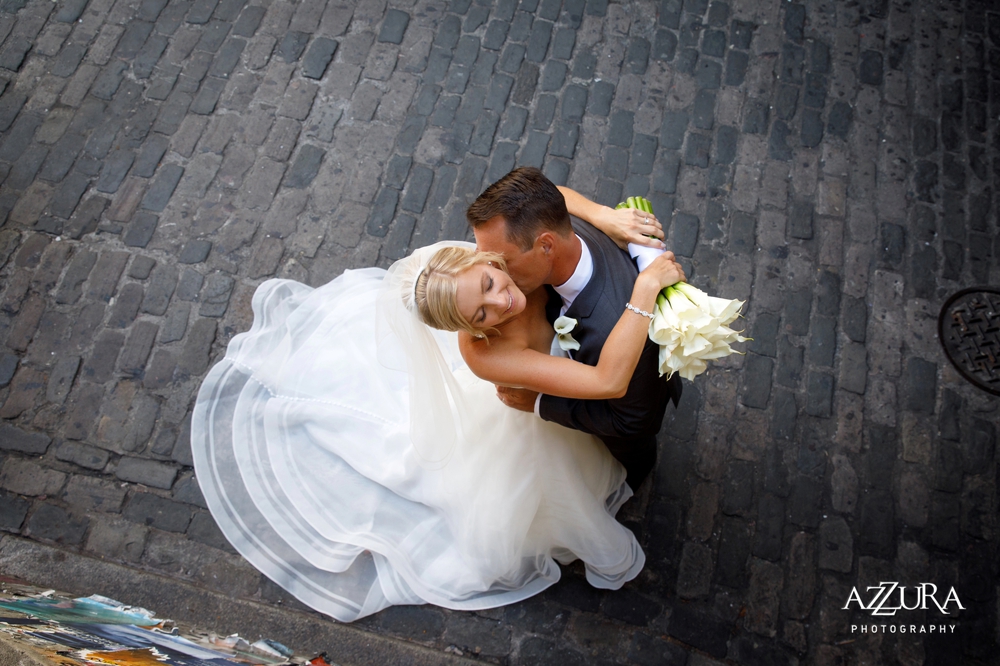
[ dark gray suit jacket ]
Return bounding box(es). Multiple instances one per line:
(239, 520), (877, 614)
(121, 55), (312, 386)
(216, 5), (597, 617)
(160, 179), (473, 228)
(538, 220), (681, 442)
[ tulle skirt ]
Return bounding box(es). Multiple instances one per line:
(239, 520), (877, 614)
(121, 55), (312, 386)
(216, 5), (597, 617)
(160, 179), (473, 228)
(191, 269), (644, 621)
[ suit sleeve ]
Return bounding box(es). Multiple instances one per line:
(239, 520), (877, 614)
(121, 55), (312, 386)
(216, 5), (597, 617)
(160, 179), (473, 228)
(537, 339), (669, 439)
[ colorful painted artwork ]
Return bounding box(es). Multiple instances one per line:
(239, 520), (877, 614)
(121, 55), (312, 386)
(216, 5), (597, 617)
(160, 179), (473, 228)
(0, 581), (330, 666)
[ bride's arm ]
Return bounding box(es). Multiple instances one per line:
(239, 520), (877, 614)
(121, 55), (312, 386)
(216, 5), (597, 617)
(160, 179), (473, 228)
(558, 186), (666, 251)
(463, 254), (683, 400)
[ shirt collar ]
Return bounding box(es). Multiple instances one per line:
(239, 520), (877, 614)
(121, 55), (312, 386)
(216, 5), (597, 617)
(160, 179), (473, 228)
(552, 235), (593, 311)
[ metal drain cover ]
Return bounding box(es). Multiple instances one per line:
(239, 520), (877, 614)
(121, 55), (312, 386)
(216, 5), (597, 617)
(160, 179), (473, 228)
(938, 287), (1000, 396)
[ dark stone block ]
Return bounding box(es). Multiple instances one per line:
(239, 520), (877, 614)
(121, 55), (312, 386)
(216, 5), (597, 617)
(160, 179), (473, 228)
(674, 47), (698, 74)
(741, 353), (773, 409)
(731, 20), (753, 49)
(754, 493), (785, 561)
(859, 49), (883, 85)
(914, 160), (938, 203)
(552, 27), (575, 60)
(880, 222), (905, 266)
(811, 39), (831, 73)
(784, 3), (805, 42)
(178, 239), (212, 264)
(141, 164), (184, 212)
(702, 30), (726, 59)
(827, 102), (854, 140)
(805, 371), (834, 417)
(775, 336), (804, 388)
(780, 43), (805, 83)
(602, 146), (628, 179)
(541, 60), (566, 91)
(809, 317), (837, 367)
(771, 389), (796, 440)
(602, 589), (662, 626)
(667, 604), (730, 658)
(903, 357), (937, 413)
(941, 113), (962, 151)
(379, 9), (410, 44)
(608, 110), (635, 147)
(858, 490), (895, 557)
(531, 94), (557, 130)
(748, 312), (778, 357)
(27, 503), (89, 545)
(627, 36), (651, 74)
(942, 153), (965, 191)
(768, 120), (793, 160)
(594, 178), (622, 208)
(660, 111), (688, 150)
(561, 84), (588, 122)
(520, 131), (549, 168)
(722, 460), (754, 516)
(469, 111), (500, 156)
(123, 492), (193, 532)
(0, 492), (29, 532)
(654, 29), (678, 61)
(517, 637), (587, 666)
(301, 37), (337, 79)
(482, 20), (509, 51)
(366, 189), (398, 238)
(783, 289), (811, 335)
(742, 100), (768, 134)
(497, 105), (524, 139)
(841, 296), (867, 343)
(628, 632), (688, 666)
(652, 152), (681, 194)
(715, 516), (751, 587)
(571, 48), (596, 79)
(384, 155), (411, 190)
(815, 271), (840, 317)
(702, 199), (724, 240)
(232, 5), (265, 36)
(684, 133), (712, 168)
(424, 48), (452, 83)
(671, 212), (699, 256)
(787, 475), (822, 527)
(526, 19), (553, 62)
(695, 58), (722, 89)
(631, 134), (657, 175)
(802, 109), (823, 148)
(484, 74), (514, 110)
(965, 419), (996, 473)
(774, 85), (798, 121)
(942, 239), (963, 279)
(724, 49), (748, 86)
(284, 144), (325, 189)
(788, 200), (813, 239)
(691, 89), (716, 129)
(549, 122), (579, 159)
(486, 141), (519, 182)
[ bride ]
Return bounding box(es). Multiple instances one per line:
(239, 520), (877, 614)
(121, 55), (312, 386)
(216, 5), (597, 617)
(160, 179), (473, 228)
(191, 199), (684, 623)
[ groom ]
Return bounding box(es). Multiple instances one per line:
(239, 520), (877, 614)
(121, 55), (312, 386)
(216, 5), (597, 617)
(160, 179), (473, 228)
(466, 167), (684, 491)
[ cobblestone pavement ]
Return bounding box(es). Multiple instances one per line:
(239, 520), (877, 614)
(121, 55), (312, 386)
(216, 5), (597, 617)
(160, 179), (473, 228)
(0, 0), (997, 662)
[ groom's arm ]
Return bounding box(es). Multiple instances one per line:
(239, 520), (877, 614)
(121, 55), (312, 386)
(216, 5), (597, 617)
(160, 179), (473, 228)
(557, 186), (666, 251)
(538, 339), (667, 439)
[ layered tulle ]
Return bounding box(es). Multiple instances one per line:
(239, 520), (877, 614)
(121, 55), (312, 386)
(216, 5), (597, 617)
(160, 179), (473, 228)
(191, 265), (644, 622)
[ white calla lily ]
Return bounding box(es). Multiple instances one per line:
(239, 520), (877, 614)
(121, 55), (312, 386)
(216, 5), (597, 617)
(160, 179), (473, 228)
(553, 315), (581, 352)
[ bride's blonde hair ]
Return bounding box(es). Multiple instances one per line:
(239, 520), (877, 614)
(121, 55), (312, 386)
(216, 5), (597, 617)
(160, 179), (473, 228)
(413, 246), (508, 337)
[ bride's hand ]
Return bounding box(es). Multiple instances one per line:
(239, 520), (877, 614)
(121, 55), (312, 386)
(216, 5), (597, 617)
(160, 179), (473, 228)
(595, 206), (666, 251)
(637, 251), (686, 292)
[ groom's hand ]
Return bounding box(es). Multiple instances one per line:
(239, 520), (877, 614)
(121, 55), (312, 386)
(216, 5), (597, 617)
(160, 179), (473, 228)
(496, 386), (538, 412)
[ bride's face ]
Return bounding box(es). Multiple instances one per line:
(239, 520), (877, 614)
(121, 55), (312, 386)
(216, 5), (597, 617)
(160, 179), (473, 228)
(455, 263), (526, 330)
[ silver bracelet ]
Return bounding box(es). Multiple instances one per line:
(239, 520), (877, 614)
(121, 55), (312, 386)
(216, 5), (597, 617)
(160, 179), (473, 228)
(626, 302), (654, 319)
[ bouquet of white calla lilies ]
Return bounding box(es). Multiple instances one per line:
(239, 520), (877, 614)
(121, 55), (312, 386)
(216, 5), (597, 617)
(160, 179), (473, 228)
(617, 197), (749, 381)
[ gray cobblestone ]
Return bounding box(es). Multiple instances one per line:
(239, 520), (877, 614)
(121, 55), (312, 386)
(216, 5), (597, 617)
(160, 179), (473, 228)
(26, 503), (89, 545)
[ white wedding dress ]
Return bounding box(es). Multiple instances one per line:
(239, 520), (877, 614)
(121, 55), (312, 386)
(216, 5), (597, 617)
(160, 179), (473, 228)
(191, 242), (644, 622)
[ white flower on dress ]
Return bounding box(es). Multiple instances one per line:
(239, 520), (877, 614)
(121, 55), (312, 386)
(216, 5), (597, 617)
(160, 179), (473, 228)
(553, 316), (581, 352)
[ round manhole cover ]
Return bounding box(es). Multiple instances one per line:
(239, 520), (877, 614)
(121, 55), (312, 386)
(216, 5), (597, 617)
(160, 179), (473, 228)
(938, 287), (1000, 396)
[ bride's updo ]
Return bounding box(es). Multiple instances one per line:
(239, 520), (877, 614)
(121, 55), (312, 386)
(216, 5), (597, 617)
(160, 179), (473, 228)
(413, 246), (507, 335)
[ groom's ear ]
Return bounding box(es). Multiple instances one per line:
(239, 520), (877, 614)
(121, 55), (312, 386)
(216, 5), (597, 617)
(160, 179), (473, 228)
(536, 231), (555, 255)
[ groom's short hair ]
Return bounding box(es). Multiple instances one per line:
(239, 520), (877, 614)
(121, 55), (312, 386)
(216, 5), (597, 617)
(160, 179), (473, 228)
(466, 167), (572, 251)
